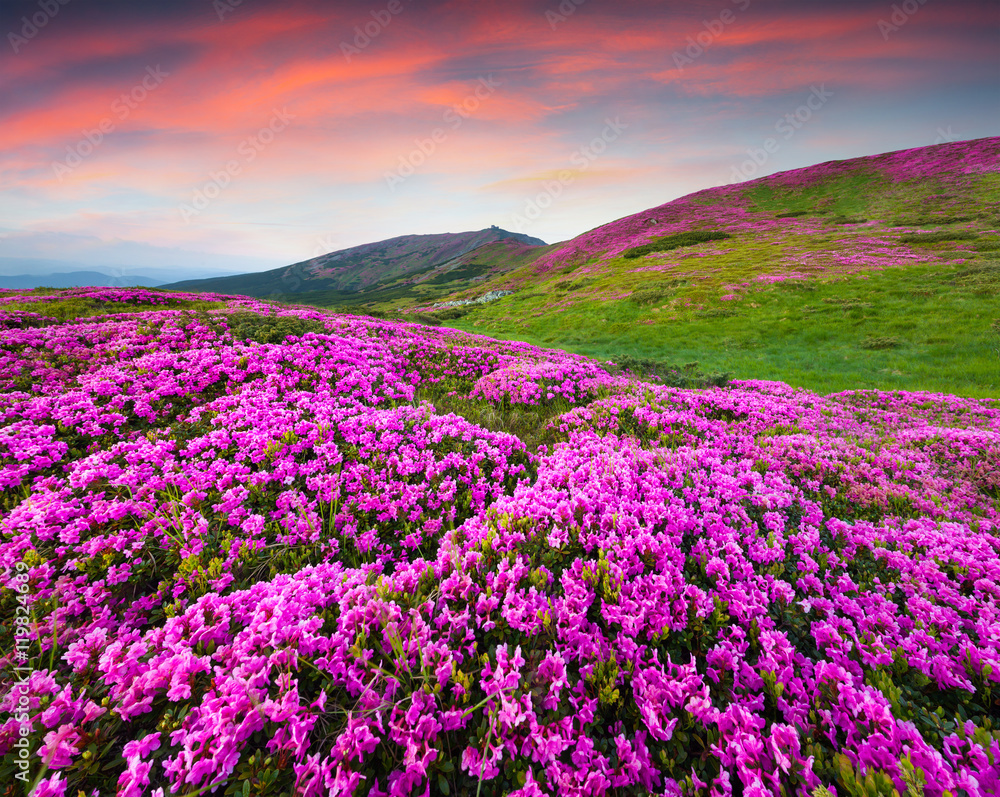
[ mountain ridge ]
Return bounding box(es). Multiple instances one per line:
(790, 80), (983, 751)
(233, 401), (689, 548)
(165, 227), (545, 299)
(0, 270), (165, 290)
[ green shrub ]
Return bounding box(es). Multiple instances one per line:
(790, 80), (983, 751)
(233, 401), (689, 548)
(775, 210), (809, 218)
(407, 312), (443, 327)
(339, 308), (388, 319)
(433, 307), (470, 321)
(622, 230), (731, 259)
(899, 230), (978, 244)
(859, 336), (901, 350)
(415, 385), (570, 452)
(821, 297), (873, 310)
(629, 280), (685, 305)
(950, 262), (1000, 293)
(892, 214), (976, 226)
(603, 356), (730, 388)
(225, 312), (328, 343)
(696, 308), (738, 318)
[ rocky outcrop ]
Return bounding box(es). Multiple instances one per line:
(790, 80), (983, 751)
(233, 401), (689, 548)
(431, 290), (513, 308)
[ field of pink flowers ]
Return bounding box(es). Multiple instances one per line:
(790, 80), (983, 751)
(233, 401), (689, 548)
(1, 289), (998, 797)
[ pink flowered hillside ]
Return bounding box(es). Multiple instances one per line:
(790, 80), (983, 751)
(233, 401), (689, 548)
(1, 288), (998, 795)
(526, 137), (1000, 279)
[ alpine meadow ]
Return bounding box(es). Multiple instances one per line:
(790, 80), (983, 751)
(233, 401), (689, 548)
(2, 1), (999, 796)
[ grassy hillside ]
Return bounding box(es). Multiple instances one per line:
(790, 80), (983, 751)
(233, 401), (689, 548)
(166, 228), (546, 300)
(261, 238), (562, 312)
(451, 257), (999, 397)
(419, 137), (1000, 397)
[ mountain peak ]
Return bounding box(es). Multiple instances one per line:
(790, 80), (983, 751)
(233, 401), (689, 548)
(164, 226), (547, 299)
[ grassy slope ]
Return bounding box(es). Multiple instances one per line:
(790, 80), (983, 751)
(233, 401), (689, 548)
(416, 138), (1000, 397)
(456, 260), (999, 397)
(167, 229), (547, 299)
(266, 239), (562, 311)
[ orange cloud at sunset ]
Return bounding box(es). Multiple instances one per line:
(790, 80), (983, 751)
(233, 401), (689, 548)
(0, 0), (996, 270)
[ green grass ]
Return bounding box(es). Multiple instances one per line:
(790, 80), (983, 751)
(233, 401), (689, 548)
(738, 166), (998, 223)
(898, 231), (979, 244)
(224, 311), (329, 343)
(622, 230), (731, 259)
(413, 388), (573, 452)
(425, 263), (491, 284)
(740, 169), (884, 218)
(451, 259), (1000, 397)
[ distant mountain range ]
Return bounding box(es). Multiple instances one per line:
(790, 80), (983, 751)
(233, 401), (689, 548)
(164, 227), (547, 306)
(0, 257), (273, 288)
(0, 232), (282, 286)
(0, 271), (165, 290)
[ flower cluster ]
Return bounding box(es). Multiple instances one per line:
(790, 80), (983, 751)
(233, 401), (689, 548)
(470, 361), (625, 407)
(1, 290), (998, 796)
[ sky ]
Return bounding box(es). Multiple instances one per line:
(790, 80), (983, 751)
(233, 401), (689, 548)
(1, 0), (998, 277)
